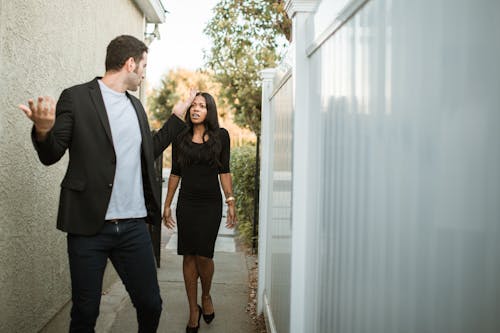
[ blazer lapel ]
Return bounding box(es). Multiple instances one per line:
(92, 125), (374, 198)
(88, 78), (114, 145)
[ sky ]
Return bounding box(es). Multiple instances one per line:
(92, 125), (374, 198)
(146, 0), (220, 88)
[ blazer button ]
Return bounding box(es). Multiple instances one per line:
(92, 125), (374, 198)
(108, 183), (113, 188)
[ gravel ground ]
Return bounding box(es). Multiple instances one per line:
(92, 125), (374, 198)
(239, 240), (267, 333)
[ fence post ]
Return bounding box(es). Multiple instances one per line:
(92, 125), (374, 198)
(258, 68), (277, 315)
(285, 1), (319, 332)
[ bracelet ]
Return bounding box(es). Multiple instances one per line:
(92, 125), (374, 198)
(225, 196), (235, 204)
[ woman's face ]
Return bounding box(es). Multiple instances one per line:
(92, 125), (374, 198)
(189, 95), (207, 124)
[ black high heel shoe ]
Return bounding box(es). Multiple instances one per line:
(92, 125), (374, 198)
(186, 304), (202, 333)
(202, 295), (215, 324)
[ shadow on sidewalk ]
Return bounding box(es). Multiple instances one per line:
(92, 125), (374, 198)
(41, 176), (258, 332)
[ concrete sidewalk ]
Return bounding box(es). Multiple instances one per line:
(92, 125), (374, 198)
(41, 178), (256, 332)
(109, 248), (254, 333)
(42, 229), (255, 333)
(109, 194), (255, 333)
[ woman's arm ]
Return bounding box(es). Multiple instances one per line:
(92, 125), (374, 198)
(220, 173), (237, 229)
(163, 174), (180, 229)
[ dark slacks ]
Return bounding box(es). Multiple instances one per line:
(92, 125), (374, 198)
(67, 218), (162, 333)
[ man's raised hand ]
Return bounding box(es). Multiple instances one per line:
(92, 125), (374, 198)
(172, 88), (198, 120)
(19, 96), (56, 141)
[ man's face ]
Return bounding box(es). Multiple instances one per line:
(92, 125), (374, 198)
(127, 52), (147, 91)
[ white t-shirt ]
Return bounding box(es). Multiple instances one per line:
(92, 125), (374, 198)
(98, 80), (147, 220)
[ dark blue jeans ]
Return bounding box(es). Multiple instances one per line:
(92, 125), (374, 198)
(67, 218), (162, 333)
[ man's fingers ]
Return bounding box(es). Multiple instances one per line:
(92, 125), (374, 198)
(41, 96), (51, 114)
(18, 104), (33, 119)
(28, 99), (36, 113)
(36, 96), (45, 115)
(45, 96), (56, 114)
(21, 96), (56, 124)
(43, 96), (55, 115)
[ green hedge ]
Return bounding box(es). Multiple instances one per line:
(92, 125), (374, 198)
(230, 143), (257, 247)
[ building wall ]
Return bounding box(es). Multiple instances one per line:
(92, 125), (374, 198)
(0, 1), (144, 331)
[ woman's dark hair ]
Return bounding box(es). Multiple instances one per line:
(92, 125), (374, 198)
(176, 92), (222, 168)
(105, 35), (148, 72)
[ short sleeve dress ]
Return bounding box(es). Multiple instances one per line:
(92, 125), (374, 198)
(171, 128), (230, 258)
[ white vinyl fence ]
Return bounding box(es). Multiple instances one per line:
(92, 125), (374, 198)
(258, 1), (500, 333)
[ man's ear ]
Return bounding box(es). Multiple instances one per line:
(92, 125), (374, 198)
(125, 57), (136, 72)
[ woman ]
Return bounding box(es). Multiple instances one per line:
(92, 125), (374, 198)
(163, 92), (237, 333)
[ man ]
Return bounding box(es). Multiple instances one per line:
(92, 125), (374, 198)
(19, 35), (192, 332)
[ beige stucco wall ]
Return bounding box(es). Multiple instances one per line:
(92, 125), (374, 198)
(0, 1), (146, 331)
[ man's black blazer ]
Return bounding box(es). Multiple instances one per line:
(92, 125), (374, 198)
(32, 77), (185, 235)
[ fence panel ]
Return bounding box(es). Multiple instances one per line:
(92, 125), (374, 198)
(307, 0), (500, 332)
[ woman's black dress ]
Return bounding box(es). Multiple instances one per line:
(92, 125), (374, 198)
(171, 128), (230, 258)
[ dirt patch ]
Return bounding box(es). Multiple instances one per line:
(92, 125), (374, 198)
(238, 239), (267, 333)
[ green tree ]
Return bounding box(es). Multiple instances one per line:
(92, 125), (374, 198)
(204, 0), (290, 135)
(230, 144), (257, 247)
(149, 69), (213, 123)
(148, 68), (230, 124)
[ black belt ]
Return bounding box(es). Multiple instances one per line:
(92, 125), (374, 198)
(106, 218), (128, 224)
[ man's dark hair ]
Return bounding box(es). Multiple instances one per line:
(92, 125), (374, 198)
(105, 35), (148, 72)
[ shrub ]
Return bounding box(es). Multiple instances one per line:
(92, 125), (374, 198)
(230, 143), (257, 247)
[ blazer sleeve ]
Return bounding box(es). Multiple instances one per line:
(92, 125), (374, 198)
(152, 115), (186, 158)
(31, 89), (74, 165)
(170, 140), (182, 176)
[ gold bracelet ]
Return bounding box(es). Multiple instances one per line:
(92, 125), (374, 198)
(225, 196), (235, 203)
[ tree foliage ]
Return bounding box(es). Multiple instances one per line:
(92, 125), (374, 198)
(148, 69), (229, 125)
(231, 143), (257, 246)
(204, 0), (290, 135)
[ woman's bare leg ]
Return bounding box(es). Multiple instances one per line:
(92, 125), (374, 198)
(196, 255), (215, 314)
(183, 255), (200, 327)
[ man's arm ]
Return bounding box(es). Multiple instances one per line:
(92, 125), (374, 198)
(152, 88), (197, 158)
(152, 115), (186, 158)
